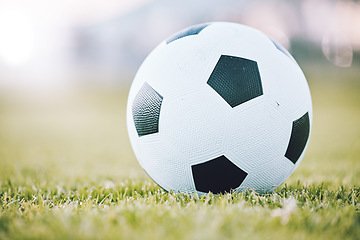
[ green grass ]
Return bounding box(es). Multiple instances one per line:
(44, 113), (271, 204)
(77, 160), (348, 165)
(0, 68), (359, 239)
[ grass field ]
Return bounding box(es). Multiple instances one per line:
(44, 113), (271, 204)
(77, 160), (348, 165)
(0, 67), (359, 239)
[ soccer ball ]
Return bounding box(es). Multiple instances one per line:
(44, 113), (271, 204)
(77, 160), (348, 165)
(126, 22), (312, 194)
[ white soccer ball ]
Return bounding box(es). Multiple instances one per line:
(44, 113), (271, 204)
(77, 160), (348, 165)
(126, 22), (312, 194)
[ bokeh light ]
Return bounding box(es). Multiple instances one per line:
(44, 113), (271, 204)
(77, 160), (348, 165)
(322, 29), (353, 68)
(0, 5), (35, 66)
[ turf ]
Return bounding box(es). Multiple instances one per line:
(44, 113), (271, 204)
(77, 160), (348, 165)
(0, 68), (359, 240)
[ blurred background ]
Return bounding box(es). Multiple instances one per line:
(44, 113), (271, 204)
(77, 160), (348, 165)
(0, 0), (359, 89)
(0, 0), (359, 186)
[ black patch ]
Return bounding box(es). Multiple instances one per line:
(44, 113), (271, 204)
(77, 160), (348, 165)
(166, 23), (210, 44)
(207, 55), (263, 108)
(285, 112), (310, 164)
(132, 82), (163, 137)
(191, 155), (248, 194)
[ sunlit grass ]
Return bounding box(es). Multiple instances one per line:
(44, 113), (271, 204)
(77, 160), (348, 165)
(0, 68), (359, 239)
(0, 180), (359, 240)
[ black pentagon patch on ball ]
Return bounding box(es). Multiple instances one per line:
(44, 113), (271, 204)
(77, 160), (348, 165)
(207, 55), (263, 108)
(191, 155), (248, 194)
(285, 112), (310, 164)
(166, 23), (210, 44)
(132, 82), (163, 137)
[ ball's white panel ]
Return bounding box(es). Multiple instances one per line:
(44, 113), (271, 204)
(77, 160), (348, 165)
(238, 157), (294, 193)
(260, 58), (312, 120)
(160, 87), (230, 164)
(130, 27), (220, 100)
(225, 100), (292, 171)
(137, 134), (195, 193)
